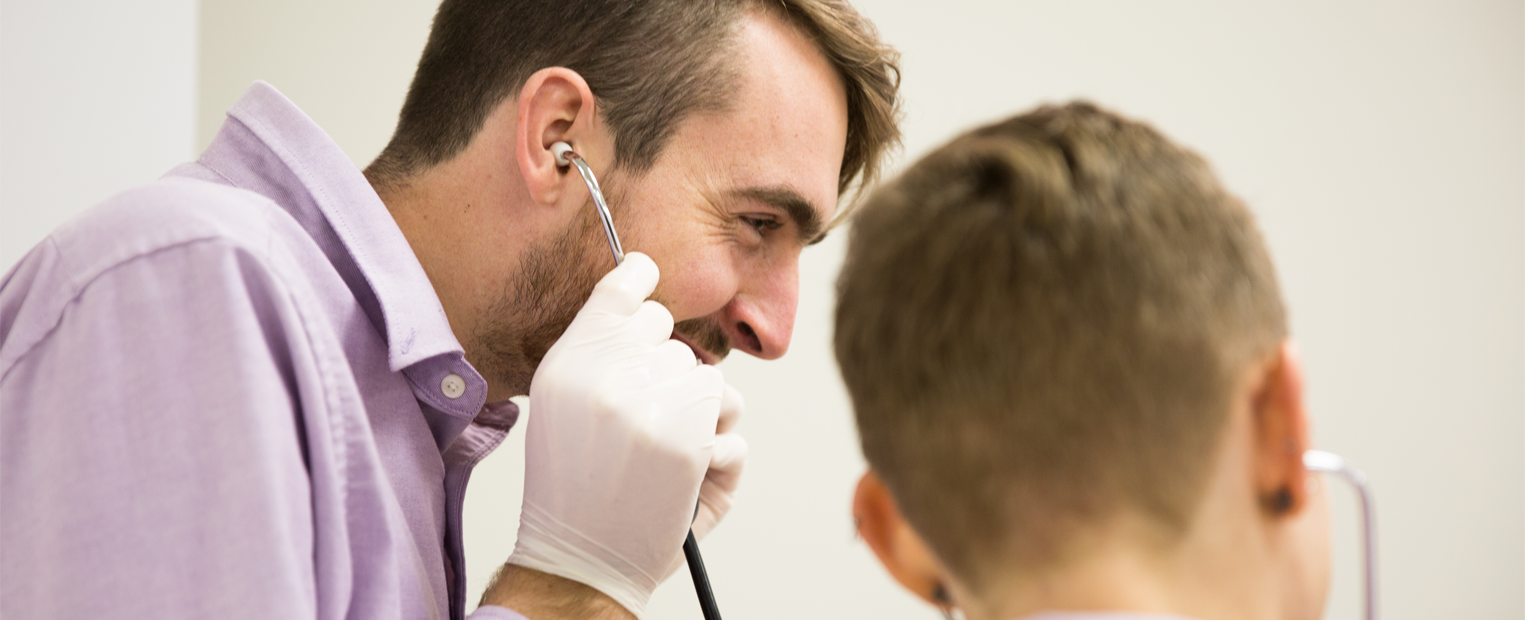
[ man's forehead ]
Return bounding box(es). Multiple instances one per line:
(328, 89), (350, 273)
(639, 9), (846, 243)
(725, 11), (849, 181)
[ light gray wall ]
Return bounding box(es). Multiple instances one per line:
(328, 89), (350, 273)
(0, 0), (198, 270)
(856, 4), (1525, 620)
(196, 0), (435, 165)
(8, 1), (1519, 619)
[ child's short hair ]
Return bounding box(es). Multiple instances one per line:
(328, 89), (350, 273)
(834, 102), (1286, 590)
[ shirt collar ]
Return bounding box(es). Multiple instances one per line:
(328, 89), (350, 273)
(211, 81), (465, 374)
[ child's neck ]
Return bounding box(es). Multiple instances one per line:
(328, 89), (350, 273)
(962, 504), (1281, 620)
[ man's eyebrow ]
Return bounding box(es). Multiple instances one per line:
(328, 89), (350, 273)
(729, 186), (826, 245)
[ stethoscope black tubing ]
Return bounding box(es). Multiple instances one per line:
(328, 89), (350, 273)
(683, 529), (722, 620)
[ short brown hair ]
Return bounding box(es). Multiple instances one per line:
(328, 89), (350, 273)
(834, 102), (1287, 589)
(367, 0), (900, 207)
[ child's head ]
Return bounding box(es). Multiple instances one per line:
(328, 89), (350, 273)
(836, 102), (1330, 620)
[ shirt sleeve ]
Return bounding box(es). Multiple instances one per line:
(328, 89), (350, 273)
(0, 237), (318, 618)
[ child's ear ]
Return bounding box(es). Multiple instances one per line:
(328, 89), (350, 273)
(1252, 341), (1314, 517)
(854, 470), (955, 610)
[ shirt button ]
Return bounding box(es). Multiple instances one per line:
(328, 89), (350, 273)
(440, 374), (466, 399)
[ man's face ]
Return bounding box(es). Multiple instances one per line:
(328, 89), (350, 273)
(617, 11), (849, 364)
(471, 11), (848, 390)
(588, 12), (854, 367)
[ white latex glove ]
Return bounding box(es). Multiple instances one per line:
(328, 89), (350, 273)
(650, 383), (747, 585)
(691, 383), (746, 540)
(507, 252), (739, 616)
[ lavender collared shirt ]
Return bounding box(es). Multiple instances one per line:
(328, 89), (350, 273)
(1, 82), (527, 620)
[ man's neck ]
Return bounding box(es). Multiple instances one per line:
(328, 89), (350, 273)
(370, 153), (548, 402)
(374, 172), (488, 353)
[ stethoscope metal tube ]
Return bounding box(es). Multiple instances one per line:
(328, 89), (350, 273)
(552, 141), (722, 620)
(1304, 449), (1379, 620)
(554, 143), (625, 266)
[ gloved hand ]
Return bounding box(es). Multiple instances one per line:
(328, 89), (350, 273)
(692, 383), (746, 540)
(507, 252), (744, 616)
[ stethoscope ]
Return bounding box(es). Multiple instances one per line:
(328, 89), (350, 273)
(552, 141), (725, 620)
(1304, 449), (1379, 620)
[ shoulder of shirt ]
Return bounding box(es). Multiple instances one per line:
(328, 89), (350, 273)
(46, 175), (305, 282)
(0, 176), (317, 378)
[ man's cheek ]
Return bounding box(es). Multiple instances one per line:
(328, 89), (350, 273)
(655, 261), (739, 323)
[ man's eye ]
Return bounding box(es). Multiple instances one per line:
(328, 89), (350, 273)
(742, 216), (784, 234)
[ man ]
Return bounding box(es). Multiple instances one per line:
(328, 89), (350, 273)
(0, 1), (899, 619)
(835, 103), (1331, 620)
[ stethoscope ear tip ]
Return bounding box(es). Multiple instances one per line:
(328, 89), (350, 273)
(551, 141), (574, 166)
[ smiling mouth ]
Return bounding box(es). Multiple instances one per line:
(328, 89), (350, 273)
(670, 331), (719, 366)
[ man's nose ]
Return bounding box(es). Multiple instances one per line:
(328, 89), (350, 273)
(721, 264), (799, 360)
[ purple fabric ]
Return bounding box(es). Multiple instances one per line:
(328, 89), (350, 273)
(1, 81), (521, 620)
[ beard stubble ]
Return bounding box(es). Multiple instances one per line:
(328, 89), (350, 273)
(471, 204), (607, 396)
(470, 188), (735, 397)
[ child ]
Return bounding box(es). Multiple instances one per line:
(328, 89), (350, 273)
(836, 102), (1331, 620)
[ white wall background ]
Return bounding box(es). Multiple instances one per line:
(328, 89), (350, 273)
(0, 0), (198, 271)
(196, 0), (434, 165)
(5, 1), (1522, 619)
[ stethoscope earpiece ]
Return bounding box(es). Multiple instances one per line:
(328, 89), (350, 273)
(551, 141), (574, 167)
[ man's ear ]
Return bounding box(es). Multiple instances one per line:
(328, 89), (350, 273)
(854, 470), (954, 610)
(514, 67), (601, 207)
(1252, 340), (1314, 517)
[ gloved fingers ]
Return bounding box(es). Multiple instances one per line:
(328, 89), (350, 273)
(648, 364), (725, 430)
(716, 382), (744, 434)
(579, 252), (659, 317)
(625, 300), (677, 346)
(691, 432), (745, 541)
(706, 431), (747, 486)
(691, 479), (734, 540)
(647, 339), (699, 385)
(639, 369), (725, 474)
